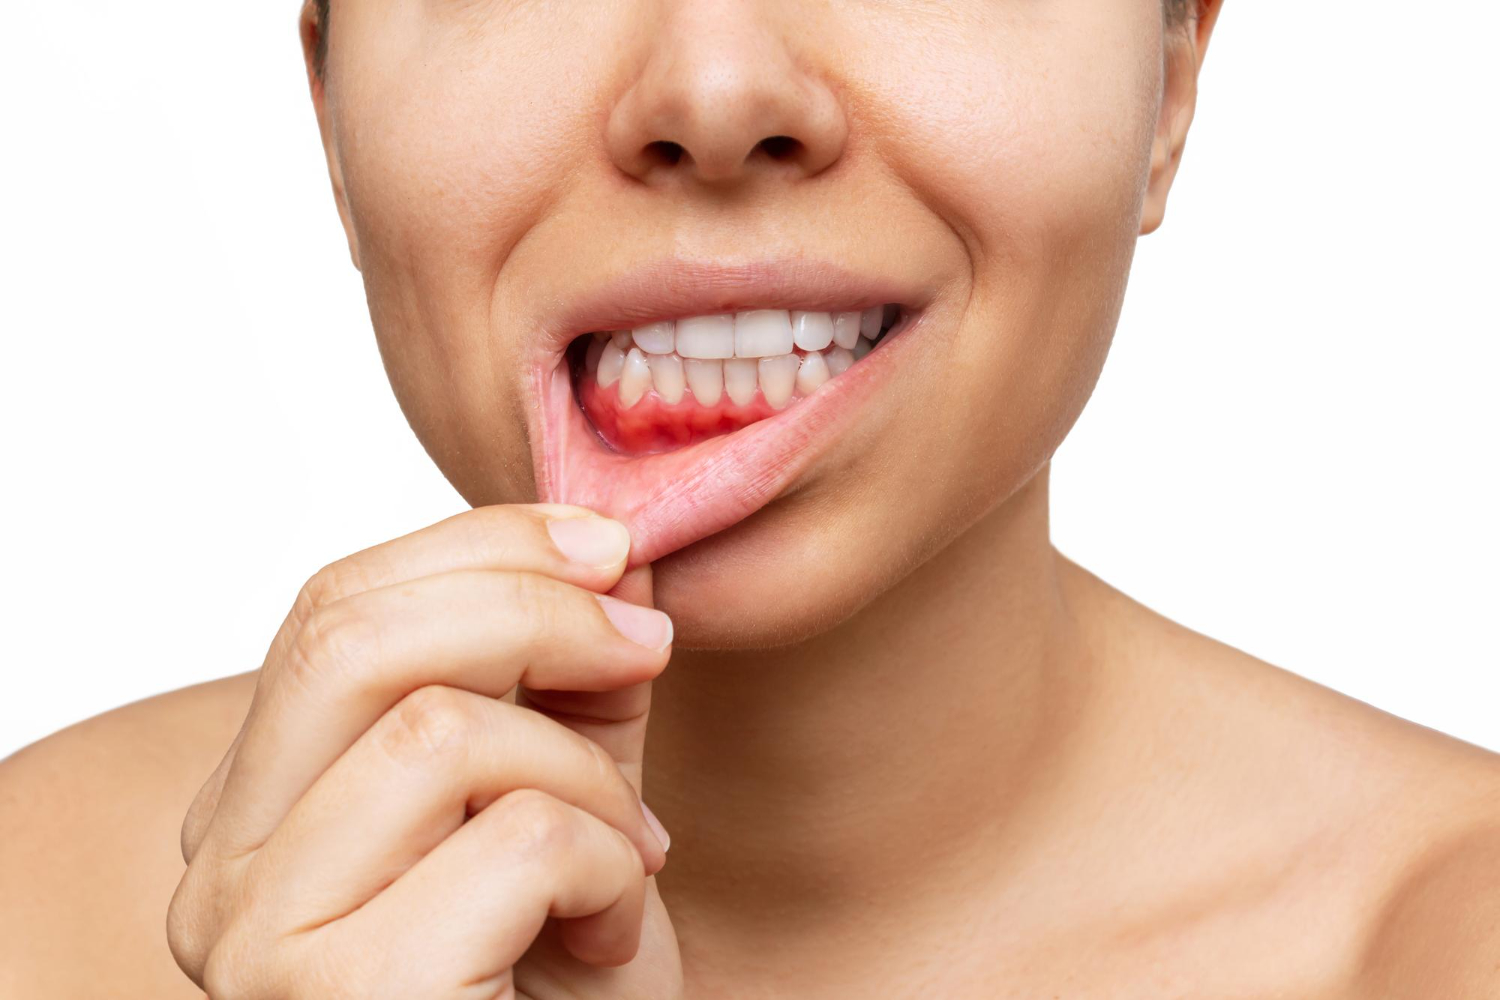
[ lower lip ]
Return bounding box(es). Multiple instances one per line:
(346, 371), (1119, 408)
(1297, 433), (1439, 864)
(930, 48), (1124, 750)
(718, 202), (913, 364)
(531, 314), (922, 566)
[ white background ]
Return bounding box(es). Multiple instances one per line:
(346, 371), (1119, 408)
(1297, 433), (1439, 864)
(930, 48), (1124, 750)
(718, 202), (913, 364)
(2, 3), (1496, 759)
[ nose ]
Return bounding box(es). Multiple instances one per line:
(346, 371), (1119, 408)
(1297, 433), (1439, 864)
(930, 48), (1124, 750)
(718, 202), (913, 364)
(606, 2), (849, 186)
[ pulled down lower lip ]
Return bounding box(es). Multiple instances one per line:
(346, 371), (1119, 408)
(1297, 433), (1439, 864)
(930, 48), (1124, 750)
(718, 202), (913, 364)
(532, 305), (921, 566)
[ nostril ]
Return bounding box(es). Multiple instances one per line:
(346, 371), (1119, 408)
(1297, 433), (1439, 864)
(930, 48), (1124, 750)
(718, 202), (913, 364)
(644, 140), (686, 167)
(756, 135), (801, 161)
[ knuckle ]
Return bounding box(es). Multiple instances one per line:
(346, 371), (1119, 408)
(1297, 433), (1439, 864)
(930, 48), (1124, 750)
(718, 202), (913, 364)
(166, 875), (210, 980)
(495, 788), (577, 861)
(376, 685), (474, 765)
(200, 913), (302, 1000)
(579, 731), (631, 798)
(168, 860), (246, 991)
(200, 924), (258, 999)
(284, 600), (377, 692)
(499, 571), (563, 642)
(608, 821), (642, 868)
(180, 752), (235, 864)
(180, 789), (216, 864)
(458, 504), (527, 553)
(299, 559), (366, 614)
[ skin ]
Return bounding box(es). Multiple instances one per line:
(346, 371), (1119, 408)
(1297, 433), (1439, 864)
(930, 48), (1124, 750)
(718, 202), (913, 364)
(3, 0), (1499, 996)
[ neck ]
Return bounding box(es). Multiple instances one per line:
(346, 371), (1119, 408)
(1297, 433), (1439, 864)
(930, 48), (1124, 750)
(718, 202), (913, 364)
(645, 468), (1109, 939)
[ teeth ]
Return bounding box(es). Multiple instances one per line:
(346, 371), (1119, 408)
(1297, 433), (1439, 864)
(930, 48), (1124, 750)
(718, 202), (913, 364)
(632, 321), (675, 354)
(648, 352), (685, 403)
(795, 350), (829, 395)
(675, 314), (735, 359)
(618, 346), (651, 407)
(832, 311), (861, 349)
(723, 358), (759, 406)
(734, 310), (795, 358)
(758, 354), (799, 409)
(596, 306), (898, 357)
(597, 341), (626, 387)
(585, 336), (606, 373)
(587, 304), (898, 412)
(791, 311), (834, 352)
(683, 358), (723, 405)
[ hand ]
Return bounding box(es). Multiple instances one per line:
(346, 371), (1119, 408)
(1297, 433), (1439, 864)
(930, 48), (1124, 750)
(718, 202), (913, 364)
(167, 504), (684, 999)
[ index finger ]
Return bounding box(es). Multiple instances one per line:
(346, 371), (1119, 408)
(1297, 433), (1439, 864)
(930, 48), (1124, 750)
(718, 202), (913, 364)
(267, 503), (632, 665)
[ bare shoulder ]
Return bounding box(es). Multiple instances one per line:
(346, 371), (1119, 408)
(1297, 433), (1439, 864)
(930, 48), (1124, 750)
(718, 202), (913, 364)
(1352, 789), (1500, 997)
(1189, 617), (1500, 996)
(1062, 559), (1500, 995)
(1172, 617), (1500, 996)
(0, 673), (256, 998)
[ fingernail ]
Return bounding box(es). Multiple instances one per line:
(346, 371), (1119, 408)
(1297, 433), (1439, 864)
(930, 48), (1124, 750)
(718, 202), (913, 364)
(547, 516), (630, 568)
(640, 798), (670, 853)
(596, 594), (673, 651)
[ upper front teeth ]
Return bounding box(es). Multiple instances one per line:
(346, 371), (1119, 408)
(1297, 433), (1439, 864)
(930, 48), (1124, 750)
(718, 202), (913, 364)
(791, 311), (834, 351)
(675, 314), (735, 359)
(734, 310), (794, 358)
(831, 311), (861, 349)
(585, 305), (898, 408)
(632, 321), (675, 355)
(618, 308), (884, 360)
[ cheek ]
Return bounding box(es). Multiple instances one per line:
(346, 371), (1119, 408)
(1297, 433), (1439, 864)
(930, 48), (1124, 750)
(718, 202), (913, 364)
(771, 8), (1166, 614)
(877, 6), (1162, 251)
(887, 8), (1160, 451)
(326, 7), (604, 498)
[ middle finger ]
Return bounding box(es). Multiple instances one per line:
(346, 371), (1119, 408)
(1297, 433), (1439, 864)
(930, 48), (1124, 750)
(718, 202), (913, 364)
(248, 686), (666, 929)
(208, 569), (671, 855)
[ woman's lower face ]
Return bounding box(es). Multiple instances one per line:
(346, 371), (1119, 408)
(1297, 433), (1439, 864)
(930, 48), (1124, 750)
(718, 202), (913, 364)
(320, 0), (1171, 646)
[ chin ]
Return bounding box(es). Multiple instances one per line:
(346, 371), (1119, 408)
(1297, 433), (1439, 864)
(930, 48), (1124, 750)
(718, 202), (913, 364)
(648, 493), (896, 650)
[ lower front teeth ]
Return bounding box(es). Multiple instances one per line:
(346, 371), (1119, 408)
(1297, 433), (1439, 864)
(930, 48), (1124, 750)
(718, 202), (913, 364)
(795, 350), (829, 394)
(618, 346), (651, 407)
(647, 352), (685, 404)
(683, 358), (723, 405)
(597, 340), (626, 387)
(757, 354), (799, 410)
(723, 358), (758, 406)
(584, 312), (892, 409)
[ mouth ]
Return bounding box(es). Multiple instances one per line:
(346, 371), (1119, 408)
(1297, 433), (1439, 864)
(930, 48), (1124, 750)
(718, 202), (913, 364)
(574, 303), (904, 452)
(529, 259), (932, 566)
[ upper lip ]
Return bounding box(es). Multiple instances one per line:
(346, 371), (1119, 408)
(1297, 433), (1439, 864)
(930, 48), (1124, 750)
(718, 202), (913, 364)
(536, 255), (934, 361)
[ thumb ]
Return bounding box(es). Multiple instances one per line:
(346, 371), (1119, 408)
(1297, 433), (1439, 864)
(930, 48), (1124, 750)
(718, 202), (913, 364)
(516, 563), (660, 796)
